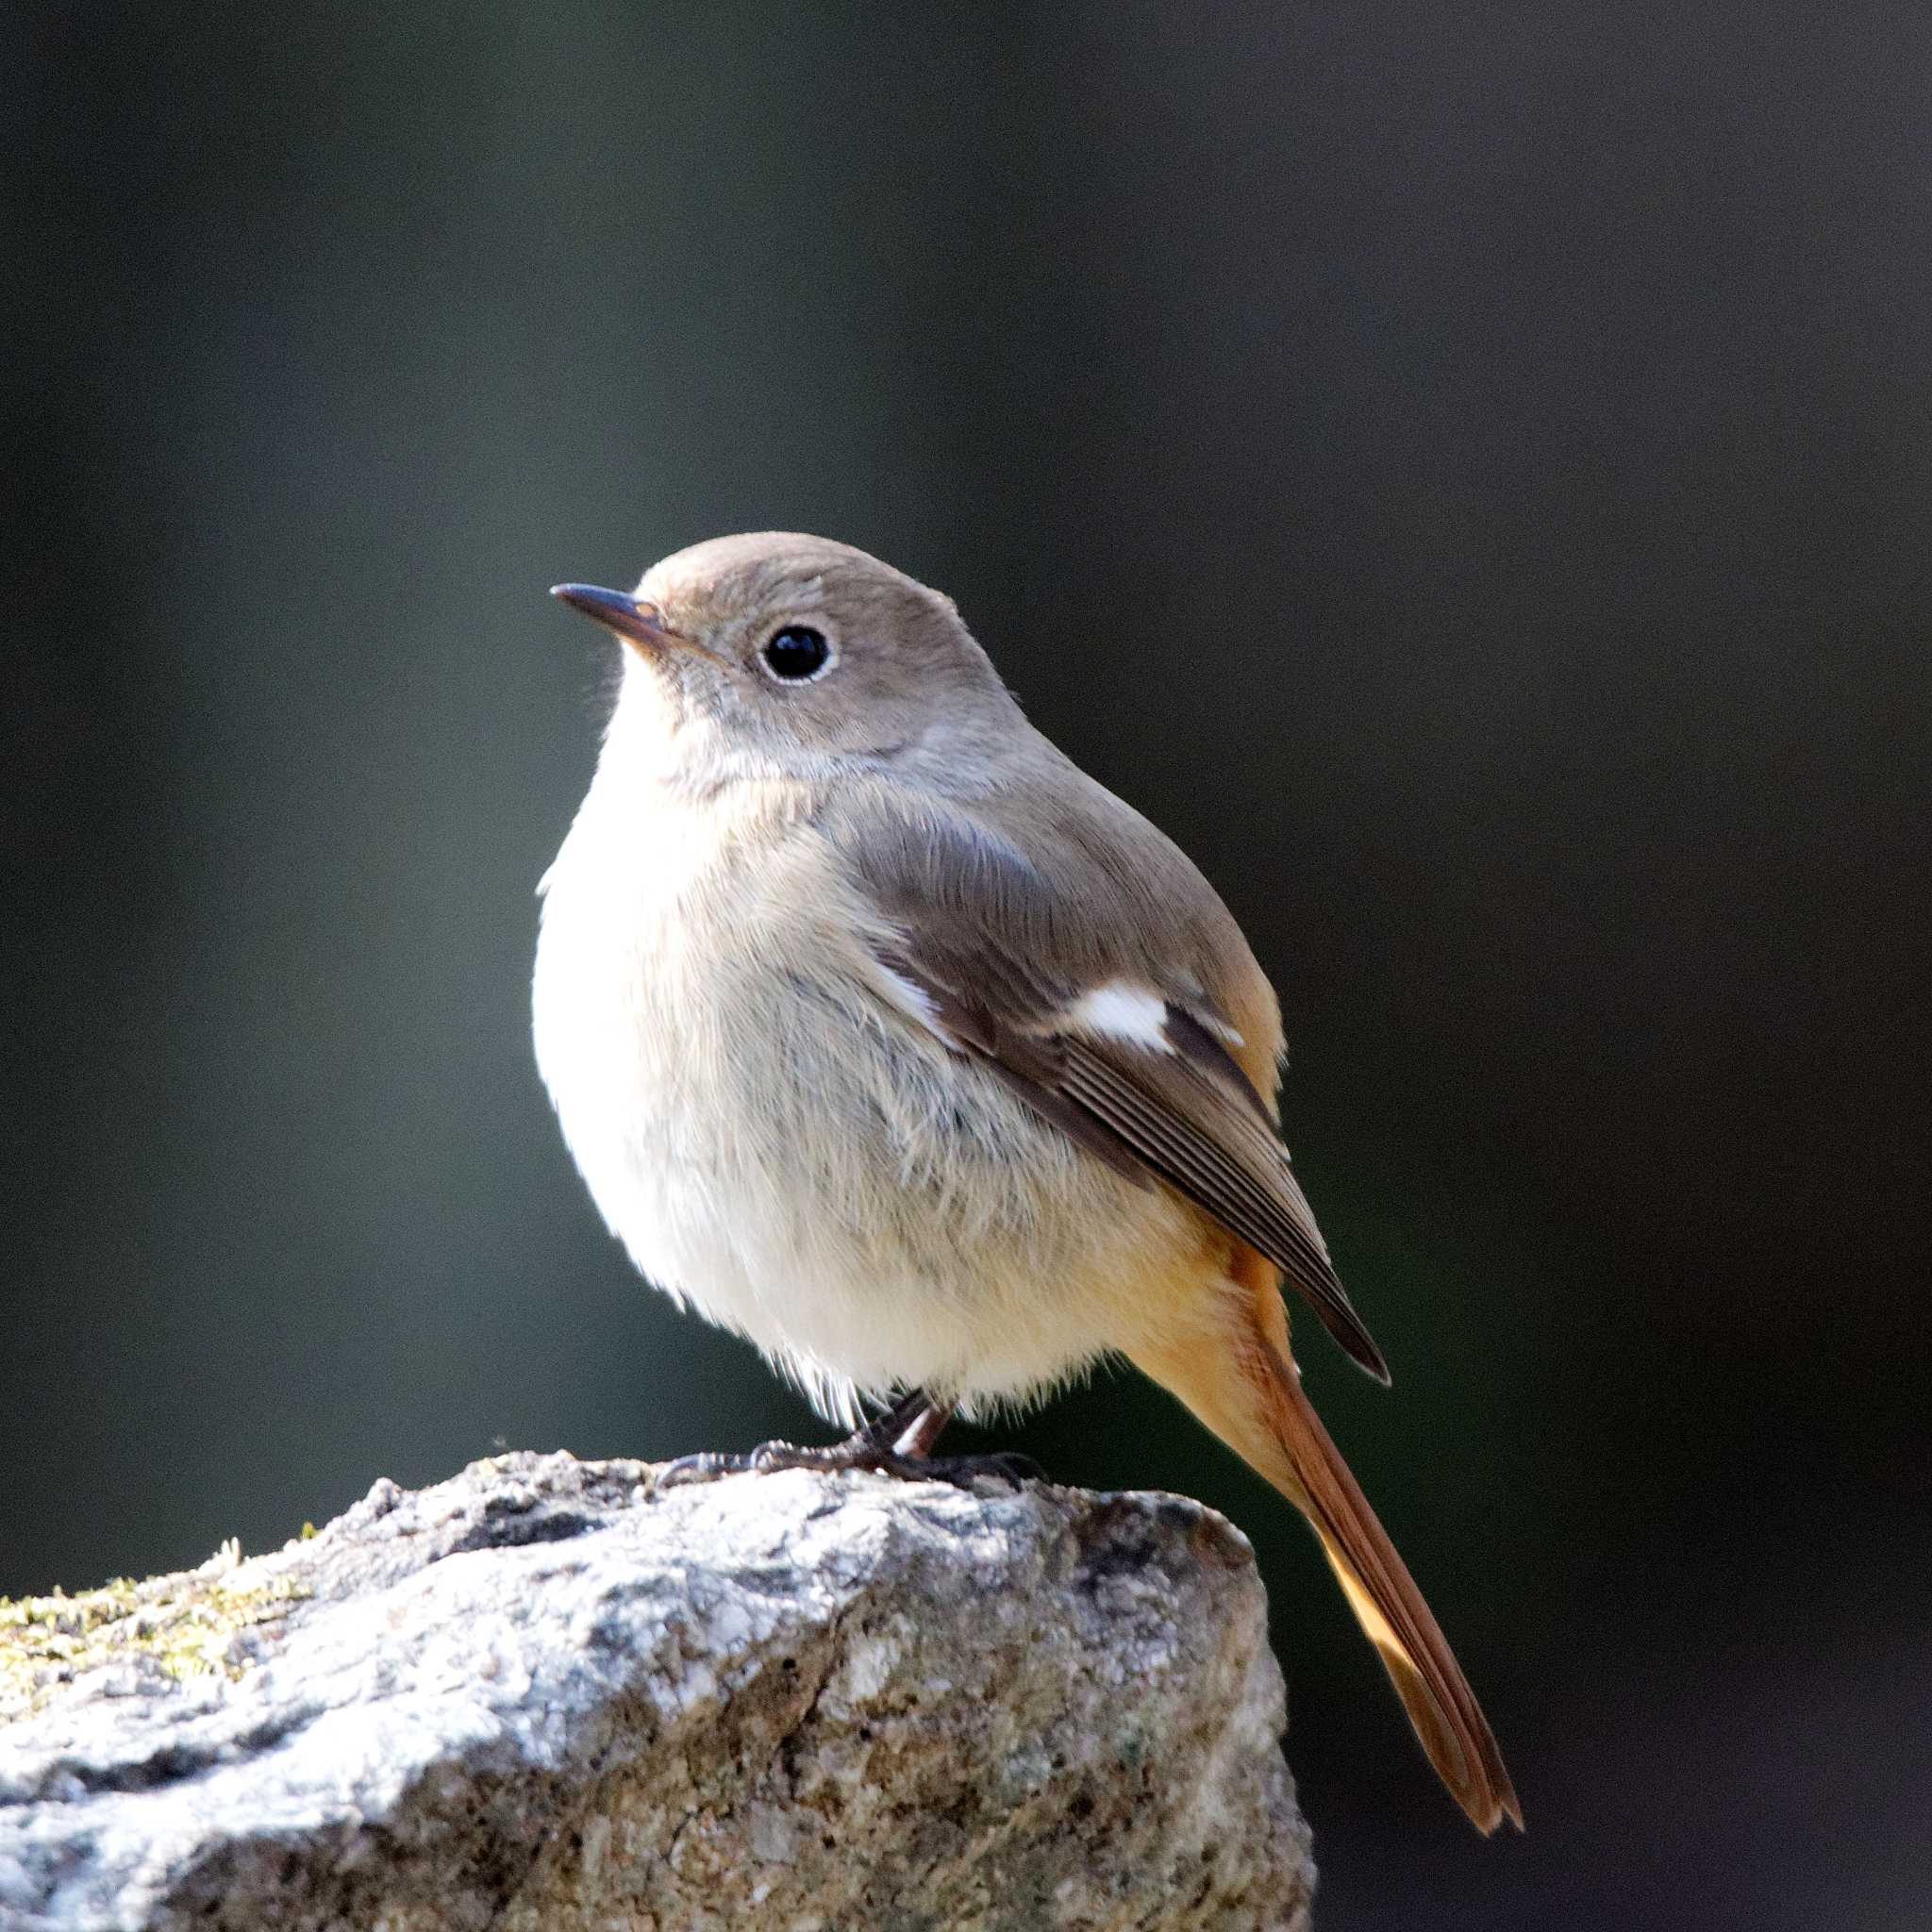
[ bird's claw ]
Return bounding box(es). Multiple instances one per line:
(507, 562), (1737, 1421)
(655, 1439), (1043, 1491)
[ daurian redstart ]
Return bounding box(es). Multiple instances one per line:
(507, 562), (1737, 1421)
(535, 533), (1520, 1832)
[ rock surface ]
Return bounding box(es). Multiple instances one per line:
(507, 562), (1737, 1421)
(0, 1452), (1312, 1930)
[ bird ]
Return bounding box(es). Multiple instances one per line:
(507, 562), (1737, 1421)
(533, 531), (1521, 1833)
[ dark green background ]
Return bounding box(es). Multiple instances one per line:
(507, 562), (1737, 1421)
(8, 6), (1929, 1925)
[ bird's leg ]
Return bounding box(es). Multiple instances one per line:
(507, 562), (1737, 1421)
(656, 1390), (1041, 1490)
(884, 1398), (1051, 1483)
(656, 1390), (949, 1487)
(874, 1395), (1046, 1482)
(855, 1387), (941, 1457)
(885, 1393), (952, 1457)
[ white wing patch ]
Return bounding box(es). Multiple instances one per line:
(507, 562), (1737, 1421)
(1069, 981), (1174, 1052)
(874, 959), (962, 1049)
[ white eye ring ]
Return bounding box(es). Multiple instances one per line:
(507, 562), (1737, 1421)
(756, 623), (840, 684)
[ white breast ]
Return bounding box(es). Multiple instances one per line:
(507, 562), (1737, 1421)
(532, 758), (1189, 1426)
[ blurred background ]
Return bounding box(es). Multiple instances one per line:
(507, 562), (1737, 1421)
(6, 4), (1929, 1924)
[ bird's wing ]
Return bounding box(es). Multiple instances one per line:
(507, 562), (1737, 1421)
(827, 795), (1390, 1383)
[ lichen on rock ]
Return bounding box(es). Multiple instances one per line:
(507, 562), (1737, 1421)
(0, 1452), (1312, 1930)
(0, 1546), (307, 1723)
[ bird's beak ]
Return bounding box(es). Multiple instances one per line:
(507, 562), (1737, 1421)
(550, 583), (688, 658)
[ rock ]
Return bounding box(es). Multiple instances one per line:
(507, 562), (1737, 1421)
(0, 1452), (1313, 1930)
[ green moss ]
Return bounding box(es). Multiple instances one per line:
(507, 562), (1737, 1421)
(0, 1549), (308, 1724)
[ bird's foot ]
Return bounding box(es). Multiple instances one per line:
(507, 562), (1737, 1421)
(655, 1439), (1042, 1491)
(655, 1387), (1043, 1491)
(654, 1447), (762, 1488)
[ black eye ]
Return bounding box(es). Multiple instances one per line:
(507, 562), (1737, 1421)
(760, 625), (831, 681)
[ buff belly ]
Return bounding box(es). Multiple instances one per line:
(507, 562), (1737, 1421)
(533, 801), (1207, 1424)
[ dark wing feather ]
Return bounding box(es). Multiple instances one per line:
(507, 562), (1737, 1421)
(842, 805), (1391, 1383)
(1058, 1025), (1390, 1382)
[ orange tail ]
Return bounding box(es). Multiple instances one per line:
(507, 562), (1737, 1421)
(1128, 1293), (1523, 1835)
